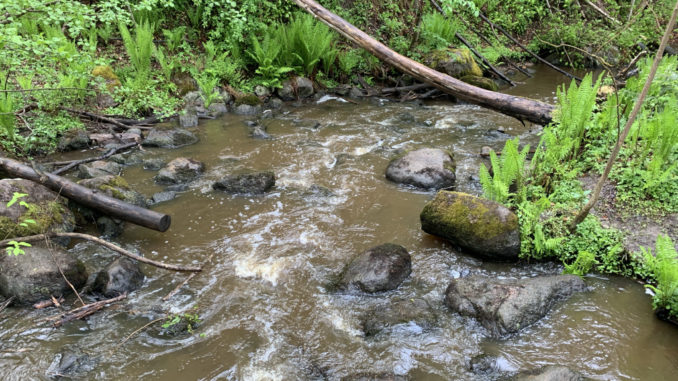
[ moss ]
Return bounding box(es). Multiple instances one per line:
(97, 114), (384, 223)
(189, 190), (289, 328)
(235, 94), (262, 106)
(460, 75), (499, 91)
(428, 48), (483, 78)
(92, 65), (121, 91)
(0, 201), (72, 239)
(421, 191), (517, 240)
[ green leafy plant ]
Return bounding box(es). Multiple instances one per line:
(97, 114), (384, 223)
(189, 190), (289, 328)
(119, 20), (155, 83)
(162, 307), (202, 334)
(479, 138), (530, 206)
(640, 235), (678, 319)
(419, 12), (459, 49)
(5, 241), (31, 256)
(247, 30), (294, 89)
(277, 13), (337, 77)
(564, 250), (598, 276)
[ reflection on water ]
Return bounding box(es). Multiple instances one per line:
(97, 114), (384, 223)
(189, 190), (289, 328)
(1, 67), (677, 380)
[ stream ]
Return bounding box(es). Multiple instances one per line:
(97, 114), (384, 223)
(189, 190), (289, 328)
(1, 67), (678, 380)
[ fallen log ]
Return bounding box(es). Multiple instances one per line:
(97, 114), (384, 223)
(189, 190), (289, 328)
(293, 0), (555, 125)
(0, 157), (171, 232)
(50, 142), (139, 175)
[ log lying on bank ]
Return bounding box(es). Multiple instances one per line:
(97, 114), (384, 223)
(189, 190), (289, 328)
(293, 0), (555, 125)
(0, 157), (170, 232)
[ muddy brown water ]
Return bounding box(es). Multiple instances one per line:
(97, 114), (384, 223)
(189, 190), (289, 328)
(2, 67), (678, 380)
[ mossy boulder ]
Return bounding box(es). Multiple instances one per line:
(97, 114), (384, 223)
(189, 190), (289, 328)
(460, 75), (499, 91)
(78, 175), (148, 207)
(0, 244), (88, 305)
(92, 65), (121, 91)
(427, 48), (483, 79)
(420, 191), (520, 260)
(235, 94), (263, 106)
(385, 148), (456, 190)
(444, 275), (587, 337)
(0, 179), (75, 240)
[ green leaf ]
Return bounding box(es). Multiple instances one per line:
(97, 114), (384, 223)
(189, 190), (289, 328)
(6, 192), (27, 207)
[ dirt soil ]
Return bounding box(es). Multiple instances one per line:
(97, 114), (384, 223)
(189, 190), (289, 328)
(579, 175), (678, 254)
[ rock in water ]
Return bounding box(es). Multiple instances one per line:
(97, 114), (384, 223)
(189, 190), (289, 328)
(444, 275), (587, 336)
(339, 243), (411, 293)
(213, 172), (275, 195)
(0, 244), (87, 304)
(142, 128), (198, 148)
(514, 366), (585, 381)
(420, 191), (520, 260)
(360, 297), (438, 336)
(386, 148), (456, 190)
(155, 157), (205, 185)
(92, 257), (144, 297)
(77, 160), (122, 179)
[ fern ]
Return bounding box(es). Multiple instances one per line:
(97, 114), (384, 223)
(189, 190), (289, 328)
(419, 12), (459, 49)
(641, 235), (678, 319)
(479, 138), (530, 206)
(563, 250), (598, 277)
(119, 20), (155, 82)
(277, 13), (337, 77)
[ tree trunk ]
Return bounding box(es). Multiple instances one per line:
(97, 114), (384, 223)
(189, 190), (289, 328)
(0, 157), (171, 232)
(293, 0), (555, 125)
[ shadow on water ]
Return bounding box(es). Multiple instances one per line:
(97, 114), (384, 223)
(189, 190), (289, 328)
(1, 66), (677, 380)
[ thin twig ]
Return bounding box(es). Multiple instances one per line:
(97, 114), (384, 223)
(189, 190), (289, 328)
(162, 253), (214, 301)
(43, 293), (127, 327)
(59, 107), (134, 130)
(0, 233), (202, 272)
(117, 317), (165, 348)
(33, 296), (64, 309)
(43, 236), (86, 306)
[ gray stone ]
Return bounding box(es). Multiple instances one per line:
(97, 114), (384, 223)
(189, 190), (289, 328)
(277, 80), (295, 101)
(57, 129), (90, 151)
(296, 77), (314, 99)
(444, 275), (587, 336)
(0, 179), (75, 239)
(386, 148), (456, 190)
(77, 160), (122, 179)
(213, 171), (275, 195)
(142, 128), (199, 148)
(514, 366), (585, 381)
(420, 191), (520, 261)
(234, 104), (262, 115)
(179, 111), (199, 128)
(267, 97), (284, 109)
(339, 243), (411, 293)
(344, 373), (409, 381)
(155, 157), (205, 185)
(349, 86), (364, 99)
(360, 297), (438, 336)
(0, 244), (87, 305)
(248, 122), (271, 139)
(47, 346), (98, 379)
(208, 102), (228, 117)
(254, 85), (271, 97)
(151, 191), (176, 205)
(109, 151), (144, 166)
(220, 90), (233, 104)
(182, 91), (204, 108)
(277, 77), (314, 100)
(92, 257), (144, 297)
(96, 216), (124, 238)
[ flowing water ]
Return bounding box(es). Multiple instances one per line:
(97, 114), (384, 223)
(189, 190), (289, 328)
(2, 67), (678, 380)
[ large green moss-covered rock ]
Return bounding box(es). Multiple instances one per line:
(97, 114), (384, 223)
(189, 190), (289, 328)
(427, 48), (483, 78)
(420, 191), (519, 260)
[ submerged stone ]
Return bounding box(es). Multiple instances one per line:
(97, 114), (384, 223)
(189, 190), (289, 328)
(77, 160), (122, 179)
(385, 148), (456, 190)
(360, 297), (438, 336)
(143, 127), (199, 148)
(213, 171), (275, 195)
(420, 191), (520, 260)
(444, 275), (587, 337)
(339, 243), (411, 293)
(514, 366), (585, 381)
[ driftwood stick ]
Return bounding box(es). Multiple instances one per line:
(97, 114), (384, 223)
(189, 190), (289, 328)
(34, 296), (65, 309)
(0, 157), (171, 232)
(117, 317), (165, 347)
(619, 50), (647, 78)
(51, 142), (139, 175)
(381, 83), (433, 94)
(0, 233), (202, 272)
(455, 32), (517, 86)
(477, 12), (582, 82)
(47, 293), (127, 327)
(60, 107), (134, 130)
(0, 296), (14, 314)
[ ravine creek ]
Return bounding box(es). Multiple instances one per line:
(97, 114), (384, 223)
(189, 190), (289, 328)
(1, 67), (678, 380)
